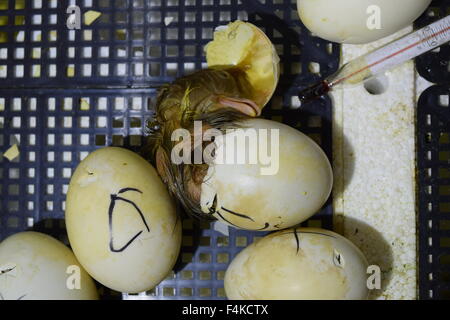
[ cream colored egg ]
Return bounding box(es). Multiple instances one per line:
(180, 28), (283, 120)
(225, 228), (369, 300)
(200, 119), (333, 231)
(0, 232), (98, 300)
(66, 147), (181, 293)
(297, 0), (431, 44)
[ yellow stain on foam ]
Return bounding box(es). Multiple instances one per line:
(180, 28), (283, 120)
(84, 10), (102, 26)
(0, 16), (8, 26)
(116, 29), (126, 40)
(32, 48), (40, 59)
(3, 144), (19, 161)
(67, 66), (75, 77)
(15, 15), (24, 25)
(0, 32), (7, 43)
(33, 65), (41, 77)
(80, 99), (90, 110)
(49, 31), (57, 41)
(15, 0), (25, 10)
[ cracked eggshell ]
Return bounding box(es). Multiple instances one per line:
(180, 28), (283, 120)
(0, 232), (98, 300)
(205, 20), (280, 108)
(200, 119), (333, 231)
(225, 228), (369, 300)
(297, 0), (431, 44)
(66, 147), (182, 293)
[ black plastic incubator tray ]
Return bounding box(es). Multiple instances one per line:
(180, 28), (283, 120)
(0, 0), (337, 300)
(415, 0), (450, 300)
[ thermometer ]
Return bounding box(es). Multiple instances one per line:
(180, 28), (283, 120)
(299, 15), (450, 104)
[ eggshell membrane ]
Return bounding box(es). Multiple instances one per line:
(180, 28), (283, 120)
(0, 232), (99, 300)
(225, 228), (369, 300)
(200, 119), (333, 230)
(205, 20), (280, 108)
(297, 0), (432, 44)
(66, 147), (181, 293)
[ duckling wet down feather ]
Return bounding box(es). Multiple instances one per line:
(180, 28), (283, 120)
(145, 21), (333, 231)
(149, 67), (260, 219)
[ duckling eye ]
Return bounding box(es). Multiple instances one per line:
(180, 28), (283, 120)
(217, 71), (231, 79)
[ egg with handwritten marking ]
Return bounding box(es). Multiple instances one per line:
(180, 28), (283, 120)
(200, 119), (333, 231)
(66, 147), (182, 293)
(297, 0), (431, 44)
(0, 232), (98, 300)
(225, 228), (369, 300)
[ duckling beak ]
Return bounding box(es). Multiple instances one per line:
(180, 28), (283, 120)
(218, 96), (261, 117)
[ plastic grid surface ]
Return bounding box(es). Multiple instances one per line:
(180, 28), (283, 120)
(416, 0), (450, 300)
(0, 88), (333, 300)
(0, 0), (337, 300)
(417, 84), (450, 300)
(0, 0), (339, 88)
(415, 0), (450, 84)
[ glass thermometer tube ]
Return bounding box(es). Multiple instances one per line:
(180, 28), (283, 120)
(299, 15), (450, 104)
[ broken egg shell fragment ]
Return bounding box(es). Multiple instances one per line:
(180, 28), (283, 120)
(3, 144), (19, 162)
(205, 20), (280, 108)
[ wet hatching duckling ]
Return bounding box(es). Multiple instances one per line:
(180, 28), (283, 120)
(147, 67), (261, 219)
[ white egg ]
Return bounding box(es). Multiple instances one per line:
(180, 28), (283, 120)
(66, 147), (182, 293)
(225, 228), (369, 300)
(0, 232), (98, 300)
(297, 0), (431, 44)
(200, 119), (333, 231)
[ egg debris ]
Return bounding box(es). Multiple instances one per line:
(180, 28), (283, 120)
(205, 20), (280, 108)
